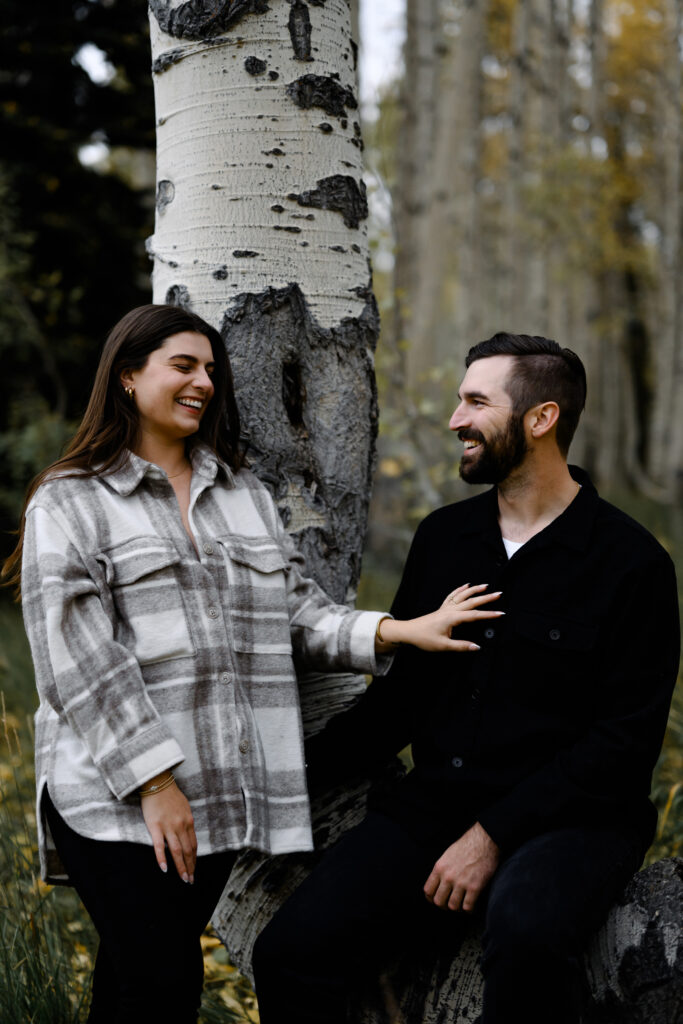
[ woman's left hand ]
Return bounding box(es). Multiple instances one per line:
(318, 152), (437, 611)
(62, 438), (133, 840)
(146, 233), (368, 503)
(376, 583), (504, 652)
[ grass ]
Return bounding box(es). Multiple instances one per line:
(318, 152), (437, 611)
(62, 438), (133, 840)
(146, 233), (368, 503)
(0, 697), (94, 1023)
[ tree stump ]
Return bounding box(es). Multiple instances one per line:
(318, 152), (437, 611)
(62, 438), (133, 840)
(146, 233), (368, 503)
(213, 678), (683, 1023)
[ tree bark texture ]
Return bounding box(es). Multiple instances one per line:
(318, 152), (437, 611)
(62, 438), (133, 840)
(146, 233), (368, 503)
(452, 0), (486, 350)
(392, 0), (440, 389)
(148, 0), (379, 604)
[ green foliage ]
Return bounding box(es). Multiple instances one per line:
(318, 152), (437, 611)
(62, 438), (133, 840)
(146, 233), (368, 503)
(0, 0), (156, 552)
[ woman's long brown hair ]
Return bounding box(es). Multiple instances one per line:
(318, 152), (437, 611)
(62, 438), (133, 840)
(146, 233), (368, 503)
(2, 304), (244, 595)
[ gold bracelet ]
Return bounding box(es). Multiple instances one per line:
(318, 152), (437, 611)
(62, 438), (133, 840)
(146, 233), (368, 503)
(376, 615), (399, 646)
(139, 773), (175, 798)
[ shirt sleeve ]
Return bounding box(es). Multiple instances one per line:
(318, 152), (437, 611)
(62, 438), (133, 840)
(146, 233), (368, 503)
(271, 509), (394, 677)
(22, 501), (185, 799)
(304, 523), (428, 788)
(477, 552), (680, 854)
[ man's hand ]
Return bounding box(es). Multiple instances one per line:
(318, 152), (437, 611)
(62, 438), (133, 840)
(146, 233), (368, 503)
(424, 822), (500, 912)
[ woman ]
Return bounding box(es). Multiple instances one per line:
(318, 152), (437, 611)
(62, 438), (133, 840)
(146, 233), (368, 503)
(3, 304), (501, 1022)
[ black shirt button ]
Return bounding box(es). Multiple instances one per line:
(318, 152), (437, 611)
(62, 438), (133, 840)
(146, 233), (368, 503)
(484, 628), (495, 639)
(452, 756), (464, 768)
(549, 629), (561, 640)
(471, 688), (480, 702)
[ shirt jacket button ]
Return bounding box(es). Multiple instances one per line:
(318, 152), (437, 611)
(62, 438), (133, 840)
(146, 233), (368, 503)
(208, 607), (219, 619)
(239, 739), (250, 754)
(549, 628), (561, 640)
(452, 756), (464, 768)
(203, 542), (214, 555)
(484, 628), (495, 639)
(220, 672), (231, 685)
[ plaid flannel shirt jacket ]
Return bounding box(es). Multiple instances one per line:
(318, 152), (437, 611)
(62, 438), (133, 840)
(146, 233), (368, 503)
(22, 445), (387, 883)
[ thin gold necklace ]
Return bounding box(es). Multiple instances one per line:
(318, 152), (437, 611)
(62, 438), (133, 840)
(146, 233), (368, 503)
(166, 463), (191, 480)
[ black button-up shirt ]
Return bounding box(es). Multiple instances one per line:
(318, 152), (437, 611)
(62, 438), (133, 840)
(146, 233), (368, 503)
(307, 468), (680, 858)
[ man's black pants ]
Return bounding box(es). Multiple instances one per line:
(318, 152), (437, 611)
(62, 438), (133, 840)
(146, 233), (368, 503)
(253, 811), (641, 1024)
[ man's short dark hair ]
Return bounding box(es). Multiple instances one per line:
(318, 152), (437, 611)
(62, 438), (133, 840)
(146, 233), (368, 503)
(465, 332), (587, 455)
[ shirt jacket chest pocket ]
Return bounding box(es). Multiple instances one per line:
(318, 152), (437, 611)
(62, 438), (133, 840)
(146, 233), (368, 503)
(510, 608), (599, 712)
(217, 535), (293, 655)
(98, 536), (195, 665)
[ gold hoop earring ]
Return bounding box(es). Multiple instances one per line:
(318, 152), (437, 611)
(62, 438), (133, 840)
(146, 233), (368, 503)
(124, 386), (135, 401)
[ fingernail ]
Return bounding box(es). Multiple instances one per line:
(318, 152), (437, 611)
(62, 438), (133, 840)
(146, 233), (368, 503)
(469, 643), (481, 650)
(160, 863), (168, 874)
(182, 872), (189, 884)
(189, 874), (195, 885)
(496, 611), (506, 615)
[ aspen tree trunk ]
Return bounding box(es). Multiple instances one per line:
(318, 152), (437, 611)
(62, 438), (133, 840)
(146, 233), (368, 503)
(393, 0), (440, 390)
(382, 0), (442, 512)
(505, 0), (529, 327)
(546, 0), (573, 345)
(665, 0), (683, 499)
(147, 0), (381, 976)
(525, 0), (550, 330)
(649, 0), (682, 495)
(452, 0), (487, 348)
(147, 0), (378, 605)
(576, 0), (606, 478)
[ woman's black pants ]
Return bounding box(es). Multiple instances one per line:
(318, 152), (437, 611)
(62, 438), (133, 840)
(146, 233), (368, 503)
(253, 811), (642, 1024)
(44, 790), (236, 1024)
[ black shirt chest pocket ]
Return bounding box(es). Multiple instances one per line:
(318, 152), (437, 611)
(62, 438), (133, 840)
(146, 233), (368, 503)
(514, 609), (598, 652)
(509, 609), (599, 706)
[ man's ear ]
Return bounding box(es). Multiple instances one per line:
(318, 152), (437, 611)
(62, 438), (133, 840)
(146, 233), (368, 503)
(526, 401), (560, 439)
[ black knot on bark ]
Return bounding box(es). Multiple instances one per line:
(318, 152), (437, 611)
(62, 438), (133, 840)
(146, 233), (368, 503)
(245, 56), (267, 75)
(165, 284), (191, 310)
(285, 75), (357, 118)
(149, 0), (270, 41)
(290, 175), (368, 229)
(288, 1), (313, 61)
(156, 179), (175, 211)
(282, 360), (306, 429)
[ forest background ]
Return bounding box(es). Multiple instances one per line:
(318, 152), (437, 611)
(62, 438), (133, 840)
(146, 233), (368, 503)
(0, 0), (682, 1021)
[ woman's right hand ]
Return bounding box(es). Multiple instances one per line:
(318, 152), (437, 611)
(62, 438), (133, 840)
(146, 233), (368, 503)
(140, 775), (197, 883)
(377, 583), (504, 652)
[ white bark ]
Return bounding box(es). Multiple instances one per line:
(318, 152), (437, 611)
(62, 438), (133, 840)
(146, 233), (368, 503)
(148, 1), (368, 332)
(148, 0), (379, 603)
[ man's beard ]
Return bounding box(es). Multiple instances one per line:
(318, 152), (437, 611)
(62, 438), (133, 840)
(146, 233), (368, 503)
(459, 411), (529, 485)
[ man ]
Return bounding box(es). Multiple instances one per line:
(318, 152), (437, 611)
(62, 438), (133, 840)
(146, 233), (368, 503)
(252, 333), (680, 1024)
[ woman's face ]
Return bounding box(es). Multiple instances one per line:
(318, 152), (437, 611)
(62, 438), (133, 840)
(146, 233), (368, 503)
(121, 332), (216, 446)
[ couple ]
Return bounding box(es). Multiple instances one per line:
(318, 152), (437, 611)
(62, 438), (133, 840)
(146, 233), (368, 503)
(5, 305), (678, 1023)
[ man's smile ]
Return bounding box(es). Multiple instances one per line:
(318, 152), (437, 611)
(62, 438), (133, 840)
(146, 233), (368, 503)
(459, 432), (485, 456)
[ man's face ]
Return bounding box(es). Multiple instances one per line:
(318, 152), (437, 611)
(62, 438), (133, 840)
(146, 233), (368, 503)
(449, 355), (529, 485)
